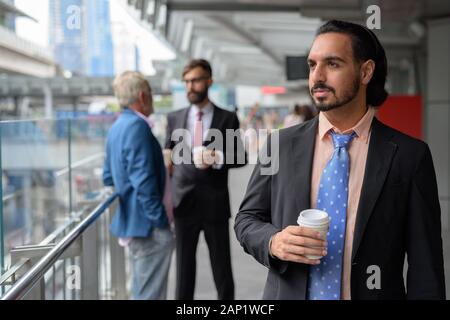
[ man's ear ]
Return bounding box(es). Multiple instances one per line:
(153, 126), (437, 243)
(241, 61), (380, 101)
(207, 78), (213, 88)
(138, 91), (146, 105)
(361, 60), (375, 85)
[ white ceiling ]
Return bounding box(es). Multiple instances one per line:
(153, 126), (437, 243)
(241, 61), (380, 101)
(126, 0), (450, 88)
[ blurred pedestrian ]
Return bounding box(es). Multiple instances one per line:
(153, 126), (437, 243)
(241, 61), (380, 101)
(103, 71), (174, 300)
(283, 104), (315, 128)
(164, 59), (247, 300)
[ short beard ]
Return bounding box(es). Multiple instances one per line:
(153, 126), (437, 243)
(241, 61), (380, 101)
(312, 77), (360, 112)
(188, 89), (208, 105)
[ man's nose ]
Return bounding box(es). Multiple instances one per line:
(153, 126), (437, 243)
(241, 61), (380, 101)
(185, 81), (193, 91)
(310, 65), (326, 83)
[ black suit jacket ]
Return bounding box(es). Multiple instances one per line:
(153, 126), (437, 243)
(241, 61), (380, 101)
(165, 104), (247, 221)
(235, 116), (446, 300)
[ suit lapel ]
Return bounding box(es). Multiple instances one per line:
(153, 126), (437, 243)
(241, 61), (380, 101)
(180, 107), (190, 129)
(289, 117), (318, 225)
(209, 104), (222, 130)
(203, 104), (222, 147)
(351, 118), (398, 262)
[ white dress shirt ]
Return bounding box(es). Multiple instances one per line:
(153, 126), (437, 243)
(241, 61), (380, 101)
(187, 103), (223, 169)
(187, 103), (214, 145)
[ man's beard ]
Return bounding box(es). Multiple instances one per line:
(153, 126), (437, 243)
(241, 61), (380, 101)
(311, 77), (360, 112)
(187, 89), (208, 105)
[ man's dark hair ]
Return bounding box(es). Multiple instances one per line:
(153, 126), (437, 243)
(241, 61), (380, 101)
(183, 59), (213, 78)
(316, 20), (388, 107)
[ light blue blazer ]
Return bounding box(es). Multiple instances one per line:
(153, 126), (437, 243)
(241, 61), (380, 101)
(103, 108), (168, 238)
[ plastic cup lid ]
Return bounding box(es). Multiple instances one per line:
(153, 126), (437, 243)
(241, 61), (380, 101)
(297, 209), (329, 225)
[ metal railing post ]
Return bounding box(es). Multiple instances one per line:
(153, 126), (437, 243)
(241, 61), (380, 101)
(0, 116), (5, 289)
(108, 199), (126, 299)
(1, 193), (117, 300)
(80, 219), (99, 300)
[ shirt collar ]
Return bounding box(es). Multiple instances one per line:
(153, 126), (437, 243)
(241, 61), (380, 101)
(318, 107), (376, 144)
(191, 102), (213, 116)
(129, 108), (154, 128)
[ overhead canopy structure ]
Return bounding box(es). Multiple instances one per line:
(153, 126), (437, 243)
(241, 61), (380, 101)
(125, 0), (450, 88)
(0, 74), (168, 98)
(0, 0), (37, 22)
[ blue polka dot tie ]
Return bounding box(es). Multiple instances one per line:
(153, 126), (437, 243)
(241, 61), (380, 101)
(307, 130), (357, 300)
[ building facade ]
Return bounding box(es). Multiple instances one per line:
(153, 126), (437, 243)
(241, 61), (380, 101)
(49, 0), (114, 76)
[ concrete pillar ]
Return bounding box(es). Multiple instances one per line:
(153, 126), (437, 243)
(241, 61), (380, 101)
(13, 96), (19, 117)
(72, 97), (79, 113)
(43, 84), (53, 119)
(426, 17), (450, 296)
(19, 97), (30, 118)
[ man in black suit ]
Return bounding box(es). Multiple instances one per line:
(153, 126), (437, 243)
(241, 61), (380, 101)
(165, 59), (247, 300)
(235, 20), (446, 300)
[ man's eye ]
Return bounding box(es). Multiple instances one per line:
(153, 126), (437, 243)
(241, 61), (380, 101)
(329, 62), (339, 68)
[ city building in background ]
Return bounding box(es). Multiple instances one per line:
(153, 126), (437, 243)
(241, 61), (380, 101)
(85, 0), (114, 76)
(48, 0), (84, 75)
(49, 0), (114, 76)
(110, 7), (140, 75)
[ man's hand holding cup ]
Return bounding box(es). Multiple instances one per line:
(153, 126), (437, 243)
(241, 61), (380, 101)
(270, 209), (329, 265)
(193, 147), (220, 170)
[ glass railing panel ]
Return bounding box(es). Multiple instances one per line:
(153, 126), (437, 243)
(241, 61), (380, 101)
(1, 119), (70, 273)
(68, 114), (116, 211)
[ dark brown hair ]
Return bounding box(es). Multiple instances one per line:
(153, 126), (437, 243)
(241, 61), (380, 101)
(182, 59), (213, 78)
(316, 20), (388, 107)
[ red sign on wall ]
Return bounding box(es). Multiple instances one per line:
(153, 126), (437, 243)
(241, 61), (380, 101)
(261, 86), (287, 95)
(377, 95), (423, 140)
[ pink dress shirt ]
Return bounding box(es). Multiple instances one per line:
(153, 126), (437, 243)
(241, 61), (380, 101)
(310, 107), (376, 300)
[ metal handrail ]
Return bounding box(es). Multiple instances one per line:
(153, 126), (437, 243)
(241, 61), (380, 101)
(2, 152), (105, 203)
(39, 211), (84, 246)
(2, 190), (23, 202)
(1, 192), (118, 300)
(54, 153), (105, 178)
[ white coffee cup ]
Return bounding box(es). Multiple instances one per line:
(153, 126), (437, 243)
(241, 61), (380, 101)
(192, 146), (206, 168)
(297, 209), (330, 260)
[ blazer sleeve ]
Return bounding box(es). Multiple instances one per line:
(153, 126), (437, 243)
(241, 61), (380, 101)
(234, 136), (288, 274)
(164, 113), (174, 150)
(406, 144), (446, 299)
(125, 120), (166, 224)
(224, 113), (248, 169)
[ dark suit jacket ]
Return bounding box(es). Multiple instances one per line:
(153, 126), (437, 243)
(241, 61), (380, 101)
(165, 104), (247, 221)
(235, 116), (446, 300)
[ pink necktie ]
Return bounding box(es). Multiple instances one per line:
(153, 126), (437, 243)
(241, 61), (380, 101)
(193, 111), (204, 148)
